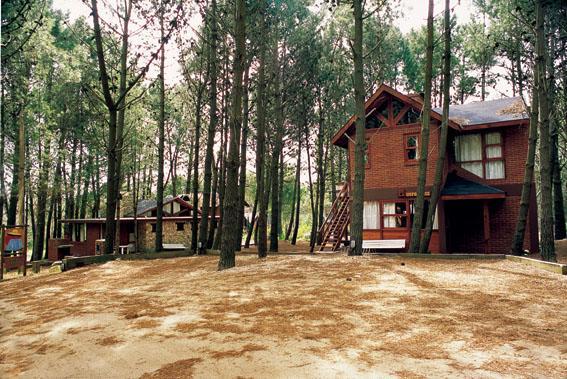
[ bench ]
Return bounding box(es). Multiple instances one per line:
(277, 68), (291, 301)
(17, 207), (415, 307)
(362, 239), (406, 253)
(162, 244), (186, 251)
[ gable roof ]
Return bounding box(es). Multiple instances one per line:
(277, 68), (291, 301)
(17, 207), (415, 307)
(432, 97), (527, 127)
(127, 195), (197, 217)
(331, 84), (460, 148)
(332, 84), (529, 148)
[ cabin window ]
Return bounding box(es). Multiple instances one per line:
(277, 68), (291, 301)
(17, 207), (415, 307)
(151, 223), (156, 233)
(382, 201), (407, 228)
(363, 201), (380, 229)
(72, 224), (87, 242)
(455, 133), (483, 177)
(404, 134), (419, 162)
(176, 222), (185, 231)
(398, 108), (421, 125)
(484, 132), (505, 179)
(392, 99), (405, 118)
(455, 132), (505, 179)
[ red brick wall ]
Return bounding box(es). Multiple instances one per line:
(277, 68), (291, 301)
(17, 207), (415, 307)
(346, 120), (537, 254)
(348, 122), (440, 189)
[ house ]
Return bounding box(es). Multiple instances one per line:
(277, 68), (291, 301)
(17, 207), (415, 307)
(47, 195), (217, 261)
(321, 84), (538, 254)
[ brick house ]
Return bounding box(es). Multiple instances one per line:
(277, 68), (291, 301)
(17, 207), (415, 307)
(321, 84), (538, 254)
(48, 195), (218, 260)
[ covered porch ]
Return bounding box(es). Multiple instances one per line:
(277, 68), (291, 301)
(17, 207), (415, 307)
(440, 173), (506, 254)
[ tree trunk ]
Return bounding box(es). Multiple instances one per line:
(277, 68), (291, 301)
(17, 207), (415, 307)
(349, 0), (365, 256)
(236, 66), (250, 251)
(291, 137), (301, 245)
(34, 130), (51, 261)
(285, 159), (298, 241)
(155, 6), (166, 253)
(198, 0), (219, 255)
(255, 0), (268, 258)
(419, 0), (450, 254)
(269, 41), (283, 252)
(207, 156), (219, 248)
(535, 0), (555, 261)
(244, 188), (257, 248)
(17, 111), (25, 225)
(408, 0), (434, 254)
(218, 0), (245, 270)
(0, 84), (5, 225)
(191, 78), (205, 253)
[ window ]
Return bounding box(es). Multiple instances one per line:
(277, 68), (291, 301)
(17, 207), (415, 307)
(455, 132), (505, 179)
(405, 134), (419, 162)
(484, 132), (505, 179)
(176, 222), (185, 231)
(363, 201), (380, 229)
(151, 223), (156, 233)
(455, 133), (483, 177)
(398, 108), (420, 125)
(382, 201), (407, 228)
(72, 224), (87, 242)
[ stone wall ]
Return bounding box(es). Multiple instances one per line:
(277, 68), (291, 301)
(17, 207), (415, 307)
(138, 220), (192, 252)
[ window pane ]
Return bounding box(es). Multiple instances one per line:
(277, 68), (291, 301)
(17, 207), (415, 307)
(395, 202), (407, 215)
(485, 160), (505, 179)
(455, 134), (482, 162)
(383, 202), (396, 214)
(383, 216), (397, 228)
(396, 216), (407, 228)
(461, 162), (483, 177)
(406, 136), (417, 147)
(485, 132), (501, 145)
(363, 201), (379, 229)
(406, 149), (417, 160)
(486, 145), (502, 158)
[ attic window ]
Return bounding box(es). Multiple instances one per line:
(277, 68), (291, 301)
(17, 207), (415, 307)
(392, 99), (405, 118)
(151, 223), (157, 233)
(176, 222), (185, 231)
(398, 108), (421, 125)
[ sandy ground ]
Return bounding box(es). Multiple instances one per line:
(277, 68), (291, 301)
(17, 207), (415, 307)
(1, 252), (566, 378)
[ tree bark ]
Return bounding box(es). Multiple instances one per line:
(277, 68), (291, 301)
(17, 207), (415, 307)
(291, 137), (301, 245)
(535, 0), (556, 261)
(408, 0), (434, 253)
(236, 66), (250, 251)
(198, 0), (219, 254)
(269, 41), (283, 252)
(419, 0), (451, 253)
(349, 0), (365, 256)
(155, 5), (166, 252)
(218, 0), (245, 270)
(255, 0), (268, 258)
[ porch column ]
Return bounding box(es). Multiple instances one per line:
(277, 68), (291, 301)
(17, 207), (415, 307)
(483, 201), (490, 254)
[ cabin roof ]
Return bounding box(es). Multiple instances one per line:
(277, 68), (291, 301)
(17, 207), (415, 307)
(332, 84), (529, 148)
(441, 173), (505, 196)
(127, 195), (196, 217)
(433, 97), (527, 127)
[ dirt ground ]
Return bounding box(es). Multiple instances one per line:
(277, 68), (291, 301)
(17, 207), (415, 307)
(1, 252), (566, 378)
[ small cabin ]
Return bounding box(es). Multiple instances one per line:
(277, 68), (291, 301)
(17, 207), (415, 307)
(47, 195), (216, 260)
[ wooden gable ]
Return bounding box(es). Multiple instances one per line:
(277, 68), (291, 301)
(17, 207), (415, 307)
(331, 83), (460, 148)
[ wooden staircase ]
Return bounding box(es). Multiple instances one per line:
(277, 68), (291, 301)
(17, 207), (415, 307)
(318, 183), (350, 251)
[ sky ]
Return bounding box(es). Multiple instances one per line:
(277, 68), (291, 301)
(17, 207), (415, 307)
(53, 0), (475, 35)
(52, 0), (477, 85)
